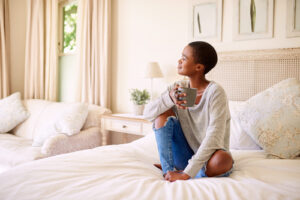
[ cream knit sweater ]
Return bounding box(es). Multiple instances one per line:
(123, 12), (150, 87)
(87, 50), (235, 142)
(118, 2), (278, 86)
(143, 80), (231, 177)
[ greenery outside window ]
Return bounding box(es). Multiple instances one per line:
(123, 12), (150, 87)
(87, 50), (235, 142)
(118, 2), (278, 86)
(58, 0), (78, 55)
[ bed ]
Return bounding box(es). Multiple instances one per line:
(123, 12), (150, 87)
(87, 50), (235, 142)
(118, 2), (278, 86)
(0, 48), (300, 200)
(0, 133), (299, 200)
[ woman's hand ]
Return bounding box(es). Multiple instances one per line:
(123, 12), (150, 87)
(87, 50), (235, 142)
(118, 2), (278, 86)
(169, 84), (187, 109)
(164, 171), (190, 182)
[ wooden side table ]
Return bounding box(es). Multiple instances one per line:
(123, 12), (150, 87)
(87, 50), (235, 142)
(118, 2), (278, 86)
(100, 113), (153, 145)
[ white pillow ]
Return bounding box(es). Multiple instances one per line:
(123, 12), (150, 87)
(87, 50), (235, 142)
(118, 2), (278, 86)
(237, 78), (300, 159)
(32, 102), (88, 147)
(229, 101), (261, 150)
(0, 92), (30, 133)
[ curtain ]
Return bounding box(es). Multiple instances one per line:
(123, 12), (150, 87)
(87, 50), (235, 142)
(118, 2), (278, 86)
(44, 0), (58, 100)
(24, 0), (58, 101)
(0, 0), (10, 99)
(76, 0), (111, 108)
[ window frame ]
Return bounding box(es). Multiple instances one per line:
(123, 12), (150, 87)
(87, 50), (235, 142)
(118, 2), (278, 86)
(58, 0), (78, 56)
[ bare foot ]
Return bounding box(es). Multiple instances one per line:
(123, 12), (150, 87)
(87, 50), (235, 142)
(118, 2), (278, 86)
(153, 163), (162, 170)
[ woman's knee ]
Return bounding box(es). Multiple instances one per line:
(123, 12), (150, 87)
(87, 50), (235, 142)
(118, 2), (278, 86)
(154, 109), (175, 129)
(205, 150), (233, 177)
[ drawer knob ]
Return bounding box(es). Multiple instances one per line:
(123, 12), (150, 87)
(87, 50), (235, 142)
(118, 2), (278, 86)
(122, 125), (127, 128)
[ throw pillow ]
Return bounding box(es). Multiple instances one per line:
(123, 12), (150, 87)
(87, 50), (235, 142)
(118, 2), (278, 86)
(229, 101), (261, 150)
(32, 102), (89, 147)
(237, 78), (300, 158)
(0, 92), (30, 133)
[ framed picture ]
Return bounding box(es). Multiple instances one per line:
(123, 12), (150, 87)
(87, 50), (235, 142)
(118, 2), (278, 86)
(233, 0), (274, 40)
(189, 0), (223, 42)
(286, 0), (300, 37)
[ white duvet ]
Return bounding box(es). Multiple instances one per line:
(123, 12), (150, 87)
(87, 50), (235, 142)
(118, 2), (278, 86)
(0, 133), (299, 200)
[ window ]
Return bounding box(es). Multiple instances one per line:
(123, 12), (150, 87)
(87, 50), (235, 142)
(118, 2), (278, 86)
(58, 0), (78, 102)
(58, 0), (78, 54)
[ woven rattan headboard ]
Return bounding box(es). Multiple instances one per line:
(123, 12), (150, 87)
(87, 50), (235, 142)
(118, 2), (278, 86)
(206, 48), (300, 101)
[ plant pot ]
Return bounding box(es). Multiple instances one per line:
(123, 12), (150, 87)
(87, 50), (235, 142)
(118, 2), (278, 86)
(132, 104), (145, 115)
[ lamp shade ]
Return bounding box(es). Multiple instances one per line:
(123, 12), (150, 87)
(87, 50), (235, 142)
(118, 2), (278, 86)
(144, 62), (163, 78)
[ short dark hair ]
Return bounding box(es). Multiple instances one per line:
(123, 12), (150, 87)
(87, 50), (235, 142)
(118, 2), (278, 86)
(188, 41), (218, 74)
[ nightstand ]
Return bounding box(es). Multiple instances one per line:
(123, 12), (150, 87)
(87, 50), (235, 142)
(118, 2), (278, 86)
(101, 113), (153, 145)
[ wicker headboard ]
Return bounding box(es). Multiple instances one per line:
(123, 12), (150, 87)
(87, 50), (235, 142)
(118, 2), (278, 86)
(206, 48), (300, 101)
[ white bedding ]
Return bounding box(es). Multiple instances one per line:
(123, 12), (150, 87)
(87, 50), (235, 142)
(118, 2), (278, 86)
(0, 133), (299, 200)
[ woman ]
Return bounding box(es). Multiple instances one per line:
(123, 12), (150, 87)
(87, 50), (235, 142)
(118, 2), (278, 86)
(143, 41), (233, 182)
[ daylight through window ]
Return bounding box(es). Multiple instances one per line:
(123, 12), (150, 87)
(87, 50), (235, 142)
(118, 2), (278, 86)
(63, 2), (77, 53)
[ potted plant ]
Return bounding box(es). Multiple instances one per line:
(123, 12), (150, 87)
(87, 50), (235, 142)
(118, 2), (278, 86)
(129, 89), (150, 115)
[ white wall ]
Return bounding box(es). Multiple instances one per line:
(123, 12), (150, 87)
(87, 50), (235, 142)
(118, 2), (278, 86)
(111, 0), (189, 113)
(111, 0), (300, 113)
(7, 0), (300, 107)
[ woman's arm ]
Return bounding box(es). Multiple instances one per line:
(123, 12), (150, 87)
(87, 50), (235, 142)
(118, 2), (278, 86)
(143, 82), (187, 121)
(143, 90), (175, 122)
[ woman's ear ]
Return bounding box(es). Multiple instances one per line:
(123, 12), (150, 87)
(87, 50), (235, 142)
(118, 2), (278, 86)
(196, 64), (205, 73)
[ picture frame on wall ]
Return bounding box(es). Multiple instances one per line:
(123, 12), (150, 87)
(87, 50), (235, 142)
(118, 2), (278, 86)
(286, 0), (300, 37)
(189, 0), (223, 42)
(233, 0), (274, 40)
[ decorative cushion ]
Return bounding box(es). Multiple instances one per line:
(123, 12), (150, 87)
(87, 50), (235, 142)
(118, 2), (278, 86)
(237, 78), (300, 158)
(31, 101), (89, 147)
(0, 92), (30, 133)
(229, 101), (261, 150)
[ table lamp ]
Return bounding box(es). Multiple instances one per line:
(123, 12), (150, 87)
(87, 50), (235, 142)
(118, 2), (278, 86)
(144, 62), (164, 100)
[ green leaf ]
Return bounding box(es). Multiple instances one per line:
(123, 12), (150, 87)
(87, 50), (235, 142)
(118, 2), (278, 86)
(63, 3), (78, 53)
(129, 89), (150, 105)
(250, 0), (256, 32)
(197, 13), (201, 34)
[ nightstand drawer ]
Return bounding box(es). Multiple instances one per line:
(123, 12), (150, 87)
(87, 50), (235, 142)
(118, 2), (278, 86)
(105, 119), (142, 134)
(101, 114), (153, 145)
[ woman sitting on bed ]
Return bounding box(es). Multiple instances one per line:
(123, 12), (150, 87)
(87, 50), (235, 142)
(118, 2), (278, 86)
(143, 41), (233, 182)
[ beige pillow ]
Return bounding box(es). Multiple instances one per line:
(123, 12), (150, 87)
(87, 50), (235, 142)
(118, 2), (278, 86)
(237, 78), (300, 159)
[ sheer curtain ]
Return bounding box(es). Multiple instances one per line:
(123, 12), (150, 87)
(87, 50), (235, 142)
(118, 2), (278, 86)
(24, 0), (58, 101)
(0, 0), (10, 99)
(76, 0), (111, 108)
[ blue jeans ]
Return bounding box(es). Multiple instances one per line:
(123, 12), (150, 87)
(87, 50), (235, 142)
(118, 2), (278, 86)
(154, 116), (232, 178)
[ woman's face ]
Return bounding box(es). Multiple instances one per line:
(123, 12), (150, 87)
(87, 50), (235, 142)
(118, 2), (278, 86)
(177, 45), (198, 76)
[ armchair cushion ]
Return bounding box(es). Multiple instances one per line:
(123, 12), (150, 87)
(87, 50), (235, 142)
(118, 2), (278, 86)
(42, 127), (102, 157)
(32, 102), (89, 147)
(11, 99), (89, 147)
(0, 99), (111, 172)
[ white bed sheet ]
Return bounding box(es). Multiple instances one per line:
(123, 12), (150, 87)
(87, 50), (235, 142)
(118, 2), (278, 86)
(0, 133), (299, 200)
